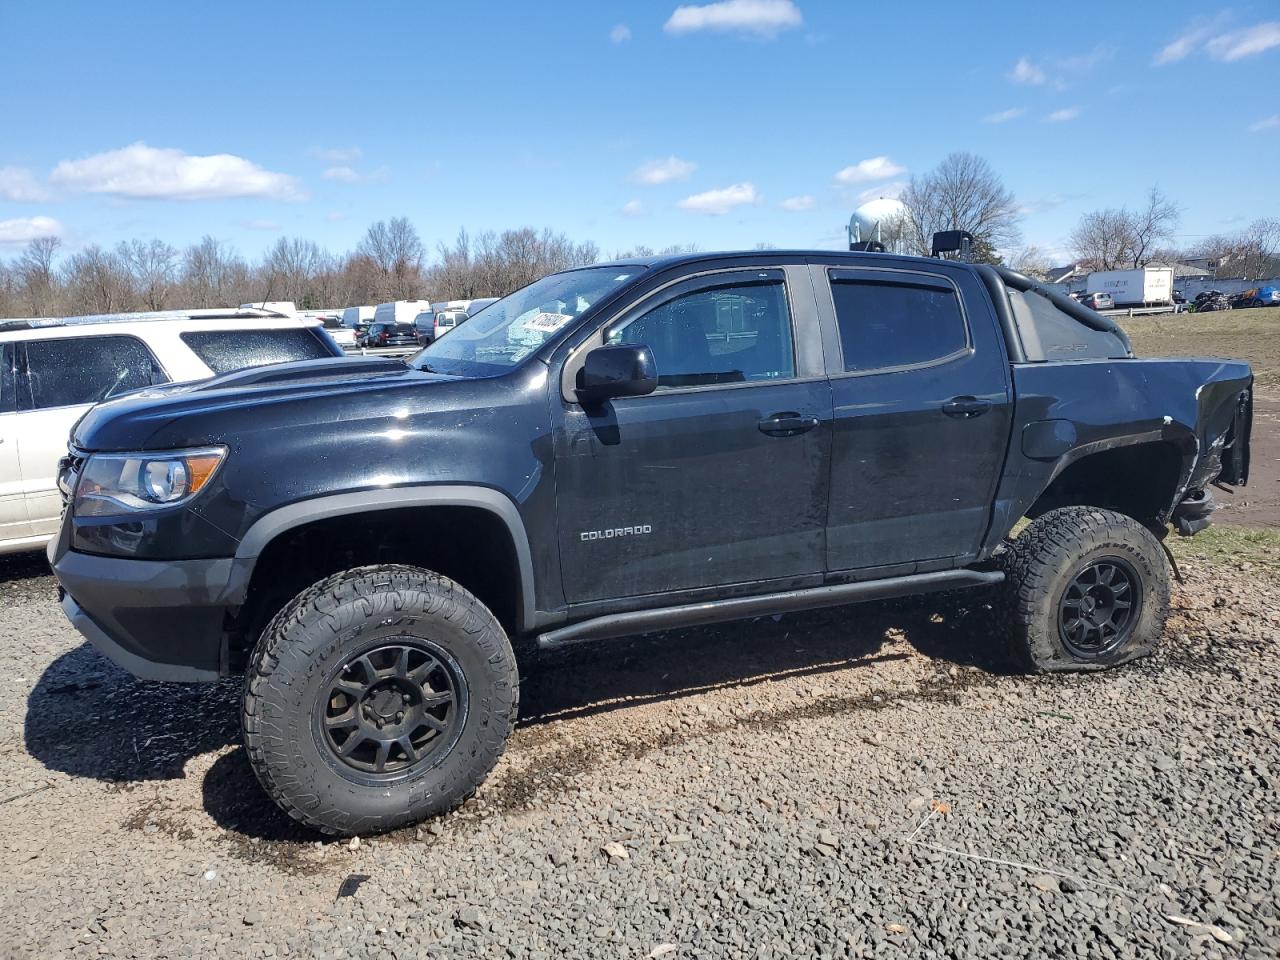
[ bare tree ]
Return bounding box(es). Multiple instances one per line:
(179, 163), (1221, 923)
(261, 237), (334, 307)
(1069, 187), (1180, 270)
(1235, 218), (1280, 279)
(900, 152), (1021, 261)
(181, 236), (251, 307)
(1069, 209), (1134, 271)
(358, 217), (426, 300)
(119, 238), (178, 311)
(15, 236), (62, 315)
(1127, 188), (1180, 268)
(425, 227), (601, 300)
(1005, 245), (1053, 281)
(63, 245), (135, 315)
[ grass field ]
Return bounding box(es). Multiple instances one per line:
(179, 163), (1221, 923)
(1124, 305), (1280, 385)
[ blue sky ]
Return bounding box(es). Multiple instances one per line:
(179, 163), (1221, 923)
(1, 0), (1277, 265)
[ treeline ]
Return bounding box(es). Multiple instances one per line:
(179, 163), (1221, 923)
(0, 218), (691, 319)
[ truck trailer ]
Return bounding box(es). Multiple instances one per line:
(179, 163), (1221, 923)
(1086, 268), (1174, 306)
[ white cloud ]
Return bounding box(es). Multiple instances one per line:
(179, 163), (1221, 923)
(0, 166), (47, 201)
(1154, 25), (1206, 64)
(631, 155), (697, 184)
(1009, 56), (1046, 85)
(834, 156), (906, 184)
(237, 218), (280, 231)
(621, 199), (645, 217)
(322, 166), (361, 183)
(1250, 114), (1280, 132)
(780, 195), (815, 211)
(0, 215), (61, 248)
(664, 0), (802, 38)
(310, 146), (363, 164)
(1207, 21), (1280, 61)
(610, 23), (632, 43)
(1045, 106), (1081, 122)
(677, 182), (759, 215)
(983, 107), (1026, 124)
(325, 211), (347, 222)
(1155, 15), (1278, 64)
(50, 142), (304, 201)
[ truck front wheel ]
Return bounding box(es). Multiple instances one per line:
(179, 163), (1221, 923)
(242, 564), (518, 836)
(997, 507), (1169, 672)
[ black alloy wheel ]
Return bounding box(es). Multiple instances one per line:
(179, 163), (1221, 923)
(316, 640), (467, 781)
(1057, 557), (1141, 659)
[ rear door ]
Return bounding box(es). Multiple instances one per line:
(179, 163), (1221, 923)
(813, 261), (1012, 573)
(0, 343), (32, 544)
(16, 334), (168, 534)
(552, 265), (832, 603)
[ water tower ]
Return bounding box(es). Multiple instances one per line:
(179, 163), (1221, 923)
(848, 197), (910, 253)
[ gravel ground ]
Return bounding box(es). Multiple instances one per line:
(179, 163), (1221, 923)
(1, 547), (1277, 960)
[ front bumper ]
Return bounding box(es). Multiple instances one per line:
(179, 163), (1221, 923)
(50, 543), (234, 682)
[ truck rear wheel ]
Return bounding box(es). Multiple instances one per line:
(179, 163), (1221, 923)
(242, 564), (518, 836)
(997, 507), (1169, 672)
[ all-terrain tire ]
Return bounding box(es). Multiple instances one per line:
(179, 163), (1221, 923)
(242, 564), (518, 836)
(996, 507), (1169, 673)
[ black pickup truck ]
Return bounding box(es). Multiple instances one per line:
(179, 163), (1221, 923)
(49, 248), (1252, 835)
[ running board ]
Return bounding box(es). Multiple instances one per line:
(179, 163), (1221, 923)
(536, 569), (1004, 651)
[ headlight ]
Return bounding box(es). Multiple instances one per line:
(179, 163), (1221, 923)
(73, 446), (226, 517)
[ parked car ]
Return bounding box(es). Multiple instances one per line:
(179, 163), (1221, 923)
(413, 310), (437, 347)
(317, 315), (357, 348)
(1078, 291), (1114, 311)
(360, 321), (418, 348)
(418, 298), (501, 346)
(431, 309), (467, 341)
(1232, 287), (1280, 309)
(0, 308), (343, 555)
(49, 246), (1252, 835)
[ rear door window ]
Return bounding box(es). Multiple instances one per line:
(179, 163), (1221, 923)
(829, 272), (969, 372)
(23, 335), (166, 410)
(180, 328), (335, 375)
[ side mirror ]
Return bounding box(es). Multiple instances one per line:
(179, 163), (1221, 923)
(577, 343), (657, 404)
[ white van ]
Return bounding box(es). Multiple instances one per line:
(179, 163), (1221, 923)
(341, 305), (376, 329)
(373, 300), (433, 329)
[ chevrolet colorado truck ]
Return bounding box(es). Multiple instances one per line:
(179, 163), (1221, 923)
(49, 249), (1252, 835)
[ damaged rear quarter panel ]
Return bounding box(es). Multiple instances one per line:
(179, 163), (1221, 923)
(983, 356), (1252, 553)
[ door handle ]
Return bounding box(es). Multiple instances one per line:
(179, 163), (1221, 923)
(942, 396), (991, 419)
(758, 412), (820, 437)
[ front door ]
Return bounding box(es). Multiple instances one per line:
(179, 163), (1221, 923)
(553, 267), (832, 603)
(816, 263), (1012, 572)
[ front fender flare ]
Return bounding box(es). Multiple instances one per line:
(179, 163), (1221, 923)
(220, 485), (537, 632)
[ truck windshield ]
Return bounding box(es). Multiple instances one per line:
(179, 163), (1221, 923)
(411, 266), (644, 377)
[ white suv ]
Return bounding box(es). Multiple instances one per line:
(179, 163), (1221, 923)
(0, 308), (343, 555)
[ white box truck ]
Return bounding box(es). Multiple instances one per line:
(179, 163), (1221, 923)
(1086, 268), (1174, 306)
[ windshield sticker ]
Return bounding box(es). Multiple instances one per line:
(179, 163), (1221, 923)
(526, 312), (574, 333)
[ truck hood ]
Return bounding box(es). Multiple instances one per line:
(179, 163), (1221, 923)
(71, 356), (465, 452)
